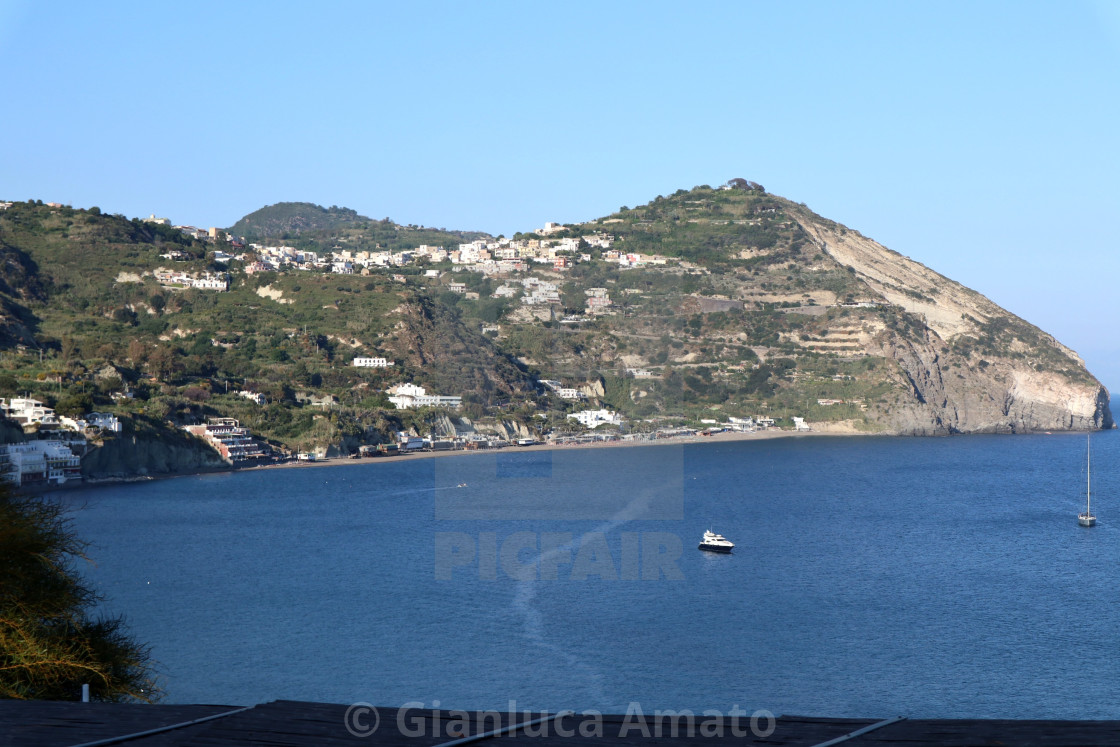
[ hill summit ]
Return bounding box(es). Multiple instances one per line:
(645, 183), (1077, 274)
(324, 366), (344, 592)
(227, 202), (367, 239)
(553, 181), (1111, 433)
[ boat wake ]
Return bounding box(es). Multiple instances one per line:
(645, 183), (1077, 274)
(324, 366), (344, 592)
(510, 490), (664, 706)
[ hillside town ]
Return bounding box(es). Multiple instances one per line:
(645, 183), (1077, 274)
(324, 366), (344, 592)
(149, 214), (688, 317)
(0, 201), (833, 488)
(0, 390), (803, 489)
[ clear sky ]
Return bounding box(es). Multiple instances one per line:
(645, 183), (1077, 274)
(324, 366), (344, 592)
(2, 1), (1119, 393)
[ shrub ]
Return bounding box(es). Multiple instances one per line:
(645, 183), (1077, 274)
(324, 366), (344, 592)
(0, 486), (159, 701)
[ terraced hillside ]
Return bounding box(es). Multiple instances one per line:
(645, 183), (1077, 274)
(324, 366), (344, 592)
(0, 184), (1110, 467)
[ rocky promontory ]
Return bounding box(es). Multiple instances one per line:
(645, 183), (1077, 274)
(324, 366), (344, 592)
(790, 207), (1111, 434)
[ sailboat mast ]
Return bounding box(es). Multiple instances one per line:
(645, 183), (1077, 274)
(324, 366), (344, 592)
(1087, 433), (1091, 515)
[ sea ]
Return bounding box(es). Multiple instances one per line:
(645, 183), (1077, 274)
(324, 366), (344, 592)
(55, 432), (1120, 719)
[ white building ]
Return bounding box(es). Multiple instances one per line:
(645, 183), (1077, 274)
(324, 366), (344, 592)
(191, 273), (229, 290)
(727, 416), (755, 431)
(542, 380), (586, 401)
(1, 397), (60, 427)
(567, 409), (623, 429)
(239, 390), (267, 405)
(585, 287), (612, 314)
(58, 412), (122, 433)
(183, 418), (269, 462)
(387, 383), (462, 410)
(353, 357), (393, 368)
(0, 440), (82, 487)
(154, 269), (229, 291)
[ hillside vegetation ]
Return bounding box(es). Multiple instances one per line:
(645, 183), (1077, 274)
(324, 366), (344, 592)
(0, 185), (1110, 463)
(228, 201), (489, 251)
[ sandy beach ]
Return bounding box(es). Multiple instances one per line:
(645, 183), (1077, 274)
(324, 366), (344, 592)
(62, 420), (874, 492)
(242, 419), (872, 473)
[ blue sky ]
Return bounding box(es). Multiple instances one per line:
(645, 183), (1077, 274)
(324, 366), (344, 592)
(2, 1), (1120, 392)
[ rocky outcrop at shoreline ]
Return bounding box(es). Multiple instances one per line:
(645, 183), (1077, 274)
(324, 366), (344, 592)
(80, 432), (228, 480)
(791, 206), (1113, 435)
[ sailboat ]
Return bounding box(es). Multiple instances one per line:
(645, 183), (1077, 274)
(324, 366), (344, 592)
(1079, 433), (1097, 527)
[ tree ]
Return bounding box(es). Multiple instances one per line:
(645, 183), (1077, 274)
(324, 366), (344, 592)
(0, 484), (160, 701)
(60, 336), (78, 364)
(147, 345), (182, 381)
(127, 338), (147, 365)
(54, 391), (94, 418)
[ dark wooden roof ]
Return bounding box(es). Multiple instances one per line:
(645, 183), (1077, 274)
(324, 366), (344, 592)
(4, 700), (1120, 746)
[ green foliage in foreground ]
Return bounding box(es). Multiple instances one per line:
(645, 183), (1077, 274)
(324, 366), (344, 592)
(0, 484), (159, 701)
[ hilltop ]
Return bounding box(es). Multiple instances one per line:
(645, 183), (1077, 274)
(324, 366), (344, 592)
(0, 184), (1110, 479)
(228, 202), (364, 238)
(533, 182), (1111, 434)
(227, 201), (490, 249)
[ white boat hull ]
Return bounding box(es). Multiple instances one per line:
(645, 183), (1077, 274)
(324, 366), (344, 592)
(698, 542), (733, 553)
(698, 529), (734, 552)
(1079, 514), (1097, 527)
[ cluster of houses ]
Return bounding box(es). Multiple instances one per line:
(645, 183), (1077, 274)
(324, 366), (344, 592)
(239, 234), (623, 277)
(213, 228), (670, 315)
(0, 441), (82, 488)
(1, 397), (121, 435)
(137, 210), (689, 319)
(153, 268), (230, 291)
(183, 418), (270, 462)
(0, 397), (121, 488)
(386, 383), (462, 410)
(500, 277), (562, 305)
(144, 215), (246, 251)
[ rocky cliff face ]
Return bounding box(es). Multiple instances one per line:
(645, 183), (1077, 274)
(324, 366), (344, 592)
(421, 414), (532, 441)
(81, 433), (228, 480)
(790, 208), (1112, 434)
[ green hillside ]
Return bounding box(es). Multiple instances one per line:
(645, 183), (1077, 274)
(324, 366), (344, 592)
(227, 201), (489, 252)
(0, 202), (537, 452)
(0, 182), (1110, 460)
(227, 202), (364, 239)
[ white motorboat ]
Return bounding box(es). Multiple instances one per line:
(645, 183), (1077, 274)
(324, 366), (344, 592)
(698, 529), (734, 553)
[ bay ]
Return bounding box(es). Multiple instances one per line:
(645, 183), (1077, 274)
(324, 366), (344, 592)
(57, 432), (1120, 718)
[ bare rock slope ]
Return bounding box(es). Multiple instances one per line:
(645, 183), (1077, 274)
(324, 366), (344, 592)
(790, 205), (1111, 434)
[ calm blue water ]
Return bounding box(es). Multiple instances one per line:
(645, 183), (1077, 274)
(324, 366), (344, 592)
(57, 433), (1120, 718)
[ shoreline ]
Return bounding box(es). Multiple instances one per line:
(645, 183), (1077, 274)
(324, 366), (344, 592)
(49, 422), (1096, 494)
(51, 422), (869, 493)
(251, 420), (872, 472)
